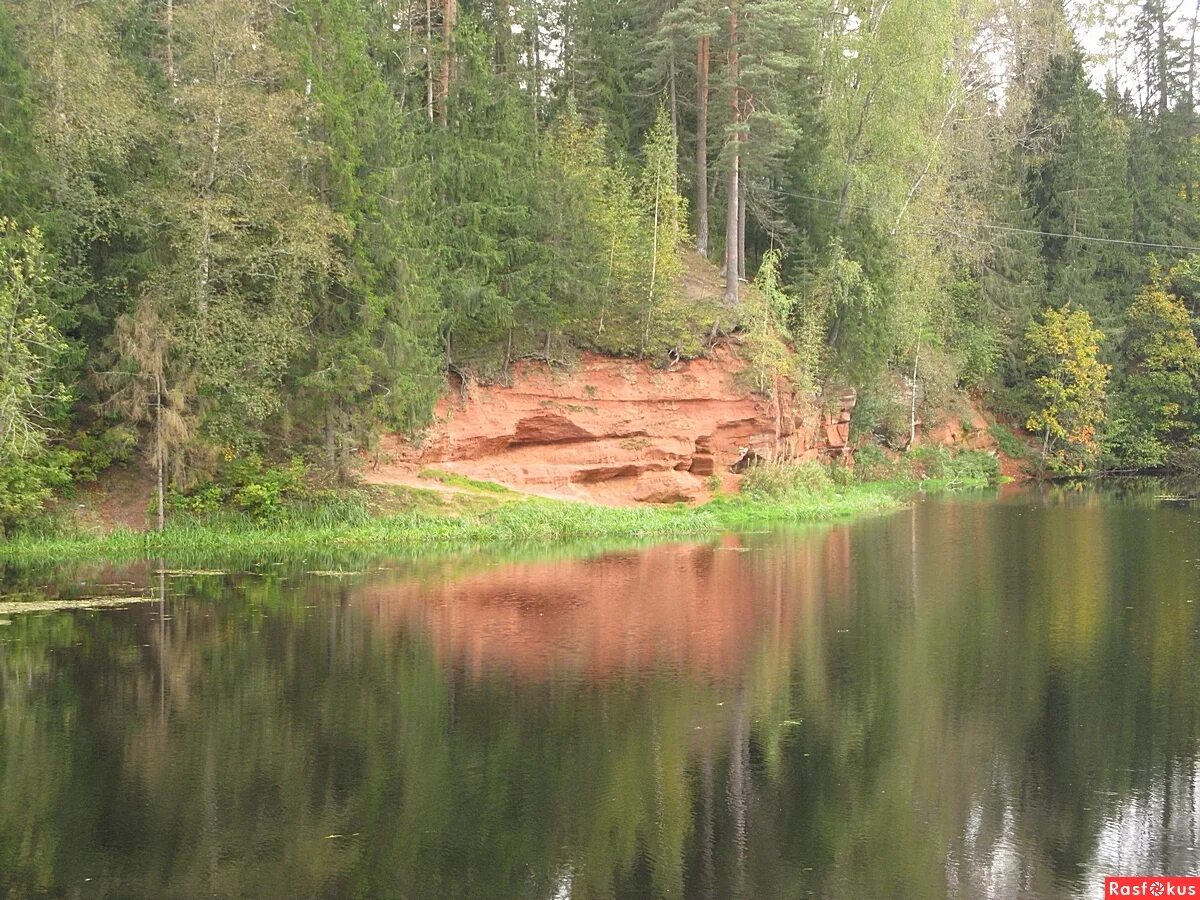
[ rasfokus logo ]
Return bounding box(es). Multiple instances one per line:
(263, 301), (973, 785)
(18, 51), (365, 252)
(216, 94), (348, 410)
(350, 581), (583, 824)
(1105, 877), (1200, 897)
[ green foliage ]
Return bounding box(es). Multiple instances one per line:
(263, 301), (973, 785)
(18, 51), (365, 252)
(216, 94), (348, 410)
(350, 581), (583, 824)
(946, 273), (1001, 391)
(156, 0), (344, 453)
(740, 460), (833, 501)
(0, 219), (68, 461)
(942, 449), (1002, 484)
(1, 481), (919, 563)
(852, 444), (895, 482)
(0, 450), (73, 534)
(829, 459), (855, 487)
(281, 0), (444, 470)
(170, 457), (310, 523)
(1104, 267), (1200, 469)
(742, 250), (796, 393)
(851, 379), (911, 449)
(852, 443), (999, 485)
(1025, 51), (1137, 326)
(988, 423), (1028, 459)
(536, 105), (693, 362)
(0, 218), (74, 534)
(418, 468), (513, 494)
(805, 240), (881, 386)
(1024, 306), (1110, 471)
(905, 446), (948, 479)
(68, 425), (136, 483)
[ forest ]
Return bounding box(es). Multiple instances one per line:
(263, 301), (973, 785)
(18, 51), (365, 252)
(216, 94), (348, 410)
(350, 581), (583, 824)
(4, 0), (1200, 531)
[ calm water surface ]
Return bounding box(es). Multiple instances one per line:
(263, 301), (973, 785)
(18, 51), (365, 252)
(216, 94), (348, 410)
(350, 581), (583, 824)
(1, 484), (1199, 898)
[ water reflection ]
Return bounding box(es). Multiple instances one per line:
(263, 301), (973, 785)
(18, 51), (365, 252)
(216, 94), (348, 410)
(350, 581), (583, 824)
(1, 486), (1199, 898)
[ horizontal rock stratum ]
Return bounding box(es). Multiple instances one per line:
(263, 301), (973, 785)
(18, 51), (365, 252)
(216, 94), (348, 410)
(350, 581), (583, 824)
(369, 350), (857, 505)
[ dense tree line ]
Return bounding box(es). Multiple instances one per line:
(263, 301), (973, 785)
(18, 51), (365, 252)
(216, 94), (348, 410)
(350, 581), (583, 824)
(4, 0), (1200, 526)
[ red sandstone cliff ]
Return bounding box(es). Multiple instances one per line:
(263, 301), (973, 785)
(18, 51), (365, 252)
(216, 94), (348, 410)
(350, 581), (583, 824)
(367, 348), (1004, 505)
(370, 349), (859, 505)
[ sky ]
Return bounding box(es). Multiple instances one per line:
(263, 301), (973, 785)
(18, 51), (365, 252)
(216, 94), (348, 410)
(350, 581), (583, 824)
(1073, 0), (1200, 94)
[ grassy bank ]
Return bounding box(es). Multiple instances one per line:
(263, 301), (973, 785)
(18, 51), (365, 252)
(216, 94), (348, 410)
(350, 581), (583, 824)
(0, 471), (996, 565)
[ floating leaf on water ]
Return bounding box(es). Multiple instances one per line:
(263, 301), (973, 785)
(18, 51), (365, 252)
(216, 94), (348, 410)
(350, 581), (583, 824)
(305, 571), (362, 577)
(156, 569), (228, 577)
(0, 597), (159, 615)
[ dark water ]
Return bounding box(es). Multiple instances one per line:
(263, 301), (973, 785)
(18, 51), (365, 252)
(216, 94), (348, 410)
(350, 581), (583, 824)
(2, 485), (1200, 899)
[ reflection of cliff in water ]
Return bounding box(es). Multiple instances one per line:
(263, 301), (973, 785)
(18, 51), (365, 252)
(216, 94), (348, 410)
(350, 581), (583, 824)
(358, 529), (852, 682)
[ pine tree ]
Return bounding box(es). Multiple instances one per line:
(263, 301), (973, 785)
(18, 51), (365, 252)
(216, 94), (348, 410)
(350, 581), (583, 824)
(1024, 49), (1136, 328)
(281, 0), (443, 474)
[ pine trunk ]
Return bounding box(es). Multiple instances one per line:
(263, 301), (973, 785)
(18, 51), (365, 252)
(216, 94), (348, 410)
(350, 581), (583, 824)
(696, 35), (710, 257)
(530, 2), (541, 128)
(1157, 6), (1169, 119)
(668, 53), (678, 146)
(425, 0), (435, 122)
(723, 7), (740, 304)
(737, 169), (746, 280)
(1189, 17), (1197, 202)
(325, 404), (337, 467)
(155, 373), (165, 534)
(439, 0), (456, 125)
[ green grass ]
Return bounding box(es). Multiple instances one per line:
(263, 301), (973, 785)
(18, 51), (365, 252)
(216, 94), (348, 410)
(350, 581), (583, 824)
(417, 467), (514, 494)
(988, 422), (1029, 459)
(0, 475), (996, 565)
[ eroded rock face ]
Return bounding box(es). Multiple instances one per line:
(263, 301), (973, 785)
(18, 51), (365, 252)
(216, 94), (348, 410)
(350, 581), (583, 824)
(369, 352), (997, 505)
(372, 350), (850, 505)
(631, 470), (703, 504)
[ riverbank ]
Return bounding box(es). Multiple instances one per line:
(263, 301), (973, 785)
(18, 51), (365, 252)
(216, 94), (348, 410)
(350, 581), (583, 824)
(0, 474), (996, 564)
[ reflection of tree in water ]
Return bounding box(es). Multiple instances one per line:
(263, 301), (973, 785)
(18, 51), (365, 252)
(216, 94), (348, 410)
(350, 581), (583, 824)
(1, 493), (1199, 897)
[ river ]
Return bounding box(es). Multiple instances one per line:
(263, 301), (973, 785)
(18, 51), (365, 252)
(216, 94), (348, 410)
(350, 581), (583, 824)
(1, 484), (1198, 898)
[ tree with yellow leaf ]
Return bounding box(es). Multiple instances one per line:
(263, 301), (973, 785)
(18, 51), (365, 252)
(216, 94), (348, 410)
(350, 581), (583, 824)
(1105, 269), (1200, 468)
(1025, 306), (1110, 471)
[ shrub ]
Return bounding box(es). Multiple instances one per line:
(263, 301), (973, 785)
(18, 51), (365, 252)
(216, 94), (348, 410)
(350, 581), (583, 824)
(988, 422), (1027, 459)
(853, 443), (998, 485)
(70, 425), (137, 483)
(231, 459), (306, 520)
(1024, 305), (1109, 471)
(169, 483), (225, 516)
(852, 444), (897, 482)
(169, 456), (310, 522)
(851, 380), (911, 448)
(0, 451), (74, 534)
(905, 446), (948, 479)
(943, 450), (1001, 484)
(1168, 440), (1200, 474)
(741, 460), (832, 501)
(829, 459), (854, 487)
(742, 250), (796, 394)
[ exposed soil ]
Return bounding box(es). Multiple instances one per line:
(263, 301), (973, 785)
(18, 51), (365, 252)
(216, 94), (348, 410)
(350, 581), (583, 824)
(61, 465), (155, 532)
